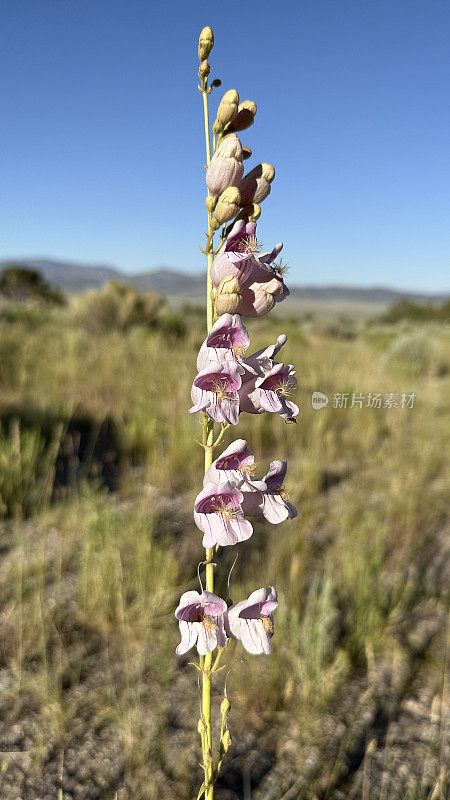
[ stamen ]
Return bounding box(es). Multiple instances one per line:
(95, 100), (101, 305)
(211, 378), (236, 402)
(232, 344), (246, 357)
(241, 462), (257, 477)
(259, 616), (274, 636)
(210, 497), (240, 520)
(272, 378), (296, 397)
(203, 615), (218, 633)
(236, 235), (260, 254)
(277, 484), (289, 501)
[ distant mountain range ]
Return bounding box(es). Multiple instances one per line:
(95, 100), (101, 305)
(0, 258), (448, 305)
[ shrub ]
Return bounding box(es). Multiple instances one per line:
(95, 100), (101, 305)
(385, 331), (439, 376)
(0, 266), (65, 305)
(74, 281), (165, 333)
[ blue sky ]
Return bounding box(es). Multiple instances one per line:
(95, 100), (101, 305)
(1, 0), (449, 291)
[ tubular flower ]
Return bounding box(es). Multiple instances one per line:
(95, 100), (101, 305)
(189, 360), (241, 425)
(204, 438), (258, 485)
(197, 313), (250, 371)
(206, 134), (244, 197)
(241, 460), (298, 523)
(175, 590), (227, 655)
(211, 220), (263, 288)
(212, 220), (285, 291)
(194, 481), (253, 547)
(239, 362), (299, 420)
(211, 219), (289, 318)
(225, 586), (278, 654)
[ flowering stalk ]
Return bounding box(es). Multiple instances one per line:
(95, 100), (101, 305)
(175, 27), (297, 800)
(199, 32), (218, 798)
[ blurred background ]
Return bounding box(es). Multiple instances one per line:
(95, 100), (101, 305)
(0, 2), (448, 799)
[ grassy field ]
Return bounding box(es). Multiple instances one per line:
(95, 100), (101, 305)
(0, 297), (448, 800)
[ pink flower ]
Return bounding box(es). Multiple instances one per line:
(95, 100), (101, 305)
(175, 590), (228, 655)
(189, 360), (241, 425)
(197, 313), (250, 371)
(225, 587), (278, 654)
(194, 481), (253, 547)
(241, 460), (298, 523)
(211, 220), (289, 319)
(211, 220), (271, 288)
(204, 438), (255, 485)
(239, 362), (299, 421)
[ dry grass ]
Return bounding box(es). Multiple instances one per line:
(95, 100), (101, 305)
(0, 301), (448, 799)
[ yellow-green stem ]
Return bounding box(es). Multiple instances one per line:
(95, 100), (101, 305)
(202, 78), (215, 800)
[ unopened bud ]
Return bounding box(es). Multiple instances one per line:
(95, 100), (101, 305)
(206, 133), (244, 197)
(220, 697), (231, 716)
(214, 186), (241, 226)
(205, 195), (216, 213)
(238, 162), (275, 206)
(242, 146), (252, 161)
(215, 89), (239, 131)
(222, 729), (232, 752)
(199, 60), (210, 78)
(214, 276), (241, 316)
(198, 27), (214, 61)
(226, 100), (257, 133)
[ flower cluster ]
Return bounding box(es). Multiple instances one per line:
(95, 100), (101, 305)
(178, 316), (299, 655)
(189, 314), (299, 426)
(176, 586), (279, 656)
(194, 438), (297, 549)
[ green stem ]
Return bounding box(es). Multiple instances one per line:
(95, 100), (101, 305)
(201, 77), (215, 800)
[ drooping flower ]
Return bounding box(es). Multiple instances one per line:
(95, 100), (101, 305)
(197, 314), (250, 371)
(189, 360), (241, 425)
(225, 586), (278, 654)
(175, 590), (228, 655)
(239, 362), (299, 420)
(194, 481), (253, 547)
(241, 460), (298, 523)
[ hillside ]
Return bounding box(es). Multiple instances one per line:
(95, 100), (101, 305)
(0, 258), (448, 306)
